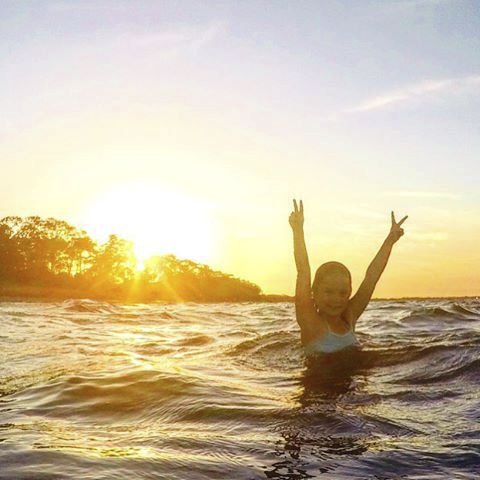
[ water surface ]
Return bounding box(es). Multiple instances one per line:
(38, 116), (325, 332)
(1, 299), (479, 479)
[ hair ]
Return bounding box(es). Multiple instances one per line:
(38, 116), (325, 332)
(311, 261), (352, 294)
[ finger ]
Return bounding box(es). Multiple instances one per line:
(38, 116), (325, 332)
(300, 199), (304, 214)
(391, 211), (396, 225)
(293, 199), (298, 213)
(398, 215), (408, 226)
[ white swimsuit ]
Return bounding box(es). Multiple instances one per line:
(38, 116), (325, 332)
(304, 322), (358, 355)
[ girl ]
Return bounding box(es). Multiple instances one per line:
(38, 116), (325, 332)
(289, 199), (407, 355)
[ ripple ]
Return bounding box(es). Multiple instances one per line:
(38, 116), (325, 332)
(1, 299), (479, 479)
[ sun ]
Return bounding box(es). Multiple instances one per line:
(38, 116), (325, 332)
(79, 182), (217, 268)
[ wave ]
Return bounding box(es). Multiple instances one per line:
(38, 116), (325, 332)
(11, 368), (201, 423)
(229, 331), (296, 355)
(175, 334), (214, 347)
(401, 303), (480, 323)
(396, 355), (480, 385)
(451, 302), (480, 315)
(366, 342), (479, 365)
(226, 331), (303, 373)
(2, 299), (480, 479)
(61, 299), (120, 314)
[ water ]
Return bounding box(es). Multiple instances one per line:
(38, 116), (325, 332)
(1, 299), (479, 479)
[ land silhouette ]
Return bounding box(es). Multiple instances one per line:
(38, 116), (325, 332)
(0, 216), (288, 303)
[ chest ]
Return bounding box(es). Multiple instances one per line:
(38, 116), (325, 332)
(302, 307), (354, 345)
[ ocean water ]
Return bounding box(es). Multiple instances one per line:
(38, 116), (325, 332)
(0, 299), (479, 479)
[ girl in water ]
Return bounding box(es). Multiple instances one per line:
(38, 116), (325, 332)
(289, 199), (407, 355)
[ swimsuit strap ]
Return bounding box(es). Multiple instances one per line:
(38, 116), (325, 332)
(325, 318), (352, 336)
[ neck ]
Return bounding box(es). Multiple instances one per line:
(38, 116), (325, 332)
(316, 309), (349, 329)
(325, 313), (342, 323)
(315, 309), (343, 323)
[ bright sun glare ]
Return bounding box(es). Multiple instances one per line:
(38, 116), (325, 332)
(80, 183), (217, 268)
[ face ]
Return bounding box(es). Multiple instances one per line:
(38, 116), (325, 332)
(313, 273), (352, 317)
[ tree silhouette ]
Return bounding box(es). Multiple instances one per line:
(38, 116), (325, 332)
(88, 234), (136, 285)
(143, 254), (261, 301)
(0, 216), (98, 284)
(0, 215), (263, 302)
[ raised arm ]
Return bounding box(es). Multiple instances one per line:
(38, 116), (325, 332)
(349, 211), (407, 325)
(289, 200), (316, 332)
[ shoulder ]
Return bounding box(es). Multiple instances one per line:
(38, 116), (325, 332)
(343, 303), (358, 331)
(295, 295), (316, 326)
(295, 298), (328, 344)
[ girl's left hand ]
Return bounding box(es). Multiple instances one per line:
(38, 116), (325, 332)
(289, 199), (305, 231)
(389, 211), (408, 243)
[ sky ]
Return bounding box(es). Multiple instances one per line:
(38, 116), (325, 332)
(1, 0), (480, 297)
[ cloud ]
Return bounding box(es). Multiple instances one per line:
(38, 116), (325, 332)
(395, 0), (456, 7)
(107, 21), (227, 57)
(48, 2), (133, 13)
(379, 0), (459, 15)
(408, 231), (449, 242)
(382, 191), (460, 200)
(346, 75), (480, 114)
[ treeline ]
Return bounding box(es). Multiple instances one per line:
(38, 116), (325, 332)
(0, 216), (262, 302)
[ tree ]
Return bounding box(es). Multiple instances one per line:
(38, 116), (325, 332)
(142, 253), (262, 301)
(88, 234), (137, 285)
(0, 215), (263, 302)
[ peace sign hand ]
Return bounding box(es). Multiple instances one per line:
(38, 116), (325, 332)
(389, 211), (408, 243)
(289, 199), (304, 231)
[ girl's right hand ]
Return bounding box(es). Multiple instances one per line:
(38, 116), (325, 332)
(289, 199), (304, 231)
(389, 211), (408, 243)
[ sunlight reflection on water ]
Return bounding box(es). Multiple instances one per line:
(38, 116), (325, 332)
(1, 299), (479, 479)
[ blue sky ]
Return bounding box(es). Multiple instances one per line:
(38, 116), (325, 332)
(1, 0), (479, 296)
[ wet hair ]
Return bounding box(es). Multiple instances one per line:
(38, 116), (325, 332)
(311, 261), (352, 295)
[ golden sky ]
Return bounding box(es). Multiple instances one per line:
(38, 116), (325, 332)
(1, 1), (480, 297)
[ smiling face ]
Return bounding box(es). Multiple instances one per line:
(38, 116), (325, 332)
(312, 262), (352, 317)
(313, 273), (352, 316)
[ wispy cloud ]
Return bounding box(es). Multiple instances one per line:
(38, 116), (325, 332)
(378, 0), (459, 15)
(408, 231), (449, 242)
(109, 21), (227, 57)
(346, 75), (480, 114)
(382, 191), (460, 200)
(390, 0), (457, 9)
(48, 2), (133, 13)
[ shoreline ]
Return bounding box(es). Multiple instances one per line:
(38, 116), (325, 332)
(0, 284), (292, 304)
(0, 285), (478, 304)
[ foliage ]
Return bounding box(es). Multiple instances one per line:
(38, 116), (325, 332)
(0, 216), (262, 302)
(141, 254), (261, 301)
